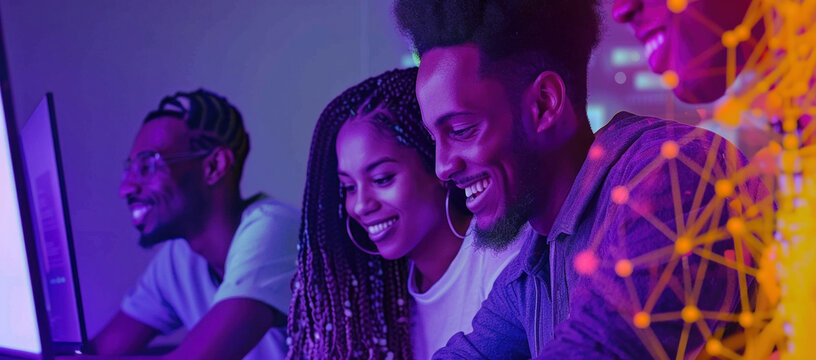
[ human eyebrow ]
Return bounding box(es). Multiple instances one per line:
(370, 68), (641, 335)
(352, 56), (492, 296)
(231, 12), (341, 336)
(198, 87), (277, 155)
(365, 157), (398, 172)
(433, 111), (476, 128)
(337, 157), (397, 178)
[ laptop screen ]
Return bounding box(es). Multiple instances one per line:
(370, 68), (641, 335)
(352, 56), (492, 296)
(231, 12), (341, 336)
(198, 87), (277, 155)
(0, 74), (43, 356)
(20, 94), (86, 346)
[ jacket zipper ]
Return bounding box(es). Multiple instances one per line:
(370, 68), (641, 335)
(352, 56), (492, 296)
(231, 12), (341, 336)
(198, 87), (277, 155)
(533, 276), (541, 355)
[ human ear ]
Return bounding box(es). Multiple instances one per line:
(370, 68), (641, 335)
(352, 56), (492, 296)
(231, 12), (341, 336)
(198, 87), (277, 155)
(203, 147), (235, 185)
(527, 71), (567, 133)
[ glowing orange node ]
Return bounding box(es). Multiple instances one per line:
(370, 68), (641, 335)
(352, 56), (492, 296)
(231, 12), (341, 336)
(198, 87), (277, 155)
(739, 312), (754, 328)
(783, 134), (799, 150)
(661, 70), (679, 89)
(727, 218), (746, 235)
(681, 305), (702, 323)
(666, 0), (687, 13)
(675, 236), (694, 255)
(633, 312), (651, 329)
(714, 98), (744, 126)
(611, 186), (629, 204)
(615, 259), (633, 277)
(722, 31), (739, 48)
(784, 120), (798, 133)
(660, 141), (679, 159)
(715, 180), (734, 198)
(574, 250), (599, 275)
(706, 339), (723, 355)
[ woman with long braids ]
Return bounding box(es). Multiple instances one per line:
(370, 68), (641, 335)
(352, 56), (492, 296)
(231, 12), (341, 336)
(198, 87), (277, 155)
(286, 68), (524, 359)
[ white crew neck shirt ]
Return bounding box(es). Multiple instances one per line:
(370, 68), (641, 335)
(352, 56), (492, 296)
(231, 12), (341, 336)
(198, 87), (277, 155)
(407, 225), (529, 360)
(121, 194), (299, 360)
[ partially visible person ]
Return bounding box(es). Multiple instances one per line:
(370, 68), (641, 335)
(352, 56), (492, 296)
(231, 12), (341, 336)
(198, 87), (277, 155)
(90, 89), (298, 360)
(612, 0), (757, 104)
(614, 0), (814, 357)
(610, 0), (788, 157)
(395, 0), (752, 358)
(286, 68), (524, 360)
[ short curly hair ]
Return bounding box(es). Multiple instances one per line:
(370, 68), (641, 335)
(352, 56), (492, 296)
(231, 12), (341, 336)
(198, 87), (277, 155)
(394, 0), (602, 114)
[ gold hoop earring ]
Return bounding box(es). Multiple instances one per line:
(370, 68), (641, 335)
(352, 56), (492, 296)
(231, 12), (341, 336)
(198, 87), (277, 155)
(346, 216), (380, 255)
(446, 188), (466, 239)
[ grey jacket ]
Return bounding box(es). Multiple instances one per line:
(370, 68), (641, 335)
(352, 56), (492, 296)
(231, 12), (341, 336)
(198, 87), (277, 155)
(434, 112), (758, 359)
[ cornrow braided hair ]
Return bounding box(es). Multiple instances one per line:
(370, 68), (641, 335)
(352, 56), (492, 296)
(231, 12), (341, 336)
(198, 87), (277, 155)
(144, 88), (250, 169)
(287, 67), (435, 359)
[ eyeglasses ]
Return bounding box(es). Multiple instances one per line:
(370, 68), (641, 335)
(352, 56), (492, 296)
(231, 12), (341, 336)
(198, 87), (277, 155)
(122, 150), (211, 182)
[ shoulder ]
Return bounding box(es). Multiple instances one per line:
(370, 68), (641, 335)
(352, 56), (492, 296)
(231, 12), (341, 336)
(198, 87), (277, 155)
(235, 196), (300, 242)
(595, 116), (745, 229)
(242, 195), (300, 225)
(224, 195), (300, 268)
(216, 197), (300, 310)
(604, 114), (731, 178)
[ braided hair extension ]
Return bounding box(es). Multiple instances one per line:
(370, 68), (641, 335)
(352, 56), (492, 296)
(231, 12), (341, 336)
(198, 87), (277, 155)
(287, 67), (442, 359)
(144, 88), (251, 175)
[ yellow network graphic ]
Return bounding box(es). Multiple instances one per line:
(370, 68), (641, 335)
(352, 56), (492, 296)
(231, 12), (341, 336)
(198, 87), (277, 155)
(577, 0), (815, 359)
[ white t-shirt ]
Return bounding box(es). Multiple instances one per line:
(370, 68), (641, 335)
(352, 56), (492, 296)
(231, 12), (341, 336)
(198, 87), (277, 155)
(121, 194), (299, 360)
(407, 225), (529, 360)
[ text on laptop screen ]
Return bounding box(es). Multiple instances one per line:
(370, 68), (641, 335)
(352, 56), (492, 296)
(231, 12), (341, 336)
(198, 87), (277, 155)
(21, 95), (83, 344)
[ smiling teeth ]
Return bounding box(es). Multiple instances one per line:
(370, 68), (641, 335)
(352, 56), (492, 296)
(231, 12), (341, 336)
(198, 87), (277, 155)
(645, 32), (665, 60)
(132, 205), (152, 220)
(367, 218), (397, 235)
(464, 178), (491, 199)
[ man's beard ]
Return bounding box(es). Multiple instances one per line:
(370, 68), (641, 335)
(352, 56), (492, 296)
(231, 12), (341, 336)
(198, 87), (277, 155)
(472, 120), (539, 251)
(138, 222), (183, 248)
(136, 189), (201, 249)
(472, 189), (534, 251)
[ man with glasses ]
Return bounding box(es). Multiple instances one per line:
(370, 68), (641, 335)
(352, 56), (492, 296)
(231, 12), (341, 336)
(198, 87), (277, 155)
(89, 89), (298, 360)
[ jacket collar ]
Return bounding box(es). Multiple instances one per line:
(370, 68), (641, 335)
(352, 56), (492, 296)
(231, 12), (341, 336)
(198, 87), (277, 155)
(522, 112), (667, 273)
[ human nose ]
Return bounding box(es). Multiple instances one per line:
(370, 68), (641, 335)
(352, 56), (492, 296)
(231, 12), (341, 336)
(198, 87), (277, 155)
(119, 169), (141, 199)
(612, 0), (643, 24)
(351, 185), (380, 218)
(435, 141), (465, 182)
